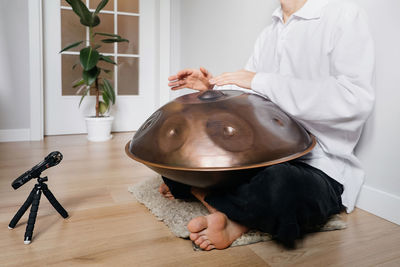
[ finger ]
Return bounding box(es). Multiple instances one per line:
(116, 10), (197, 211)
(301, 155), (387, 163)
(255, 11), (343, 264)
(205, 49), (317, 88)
(168, 69), (192, 81)
(168, 75), (179, 81)
(200, 67), (210, 77)
(168, 81), (185, 87)
(171, 85), (187, 90)
(168, 80), (180, 85)
(199, 67), (207, 74)
(177, 69), (193, 79)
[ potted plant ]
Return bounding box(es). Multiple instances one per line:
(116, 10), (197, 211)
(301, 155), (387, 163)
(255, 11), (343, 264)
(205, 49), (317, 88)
(60, 0), (128, 141)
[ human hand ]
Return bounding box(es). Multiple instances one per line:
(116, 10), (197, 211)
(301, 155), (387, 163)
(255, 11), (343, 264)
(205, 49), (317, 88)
(209, 70), (256, 89)
(168, 67), (213, 91)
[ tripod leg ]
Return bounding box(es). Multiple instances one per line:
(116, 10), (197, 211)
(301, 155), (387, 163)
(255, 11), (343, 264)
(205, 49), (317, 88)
(42, 184), (69, 218)
(8, 187), (35, 229)
(24, 186), (42, 244)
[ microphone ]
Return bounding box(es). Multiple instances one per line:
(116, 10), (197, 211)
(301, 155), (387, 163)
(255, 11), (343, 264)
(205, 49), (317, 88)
(11, 151), (63, 190)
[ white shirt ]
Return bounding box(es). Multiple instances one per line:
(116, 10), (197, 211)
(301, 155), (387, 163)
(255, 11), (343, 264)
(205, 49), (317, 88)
(245, 0), (375, 212)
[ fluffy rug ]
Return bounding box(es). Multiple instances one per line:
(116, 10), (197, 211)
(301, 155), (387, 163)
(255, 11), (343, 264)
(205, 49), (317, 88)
(128, 174), (347, 249)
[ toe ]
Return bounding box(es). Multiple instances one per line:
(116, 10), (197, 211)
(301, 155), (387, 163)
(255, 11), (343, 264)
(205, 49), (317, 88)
(187, 216), (208, 233)
(165, 192), (174, 198)
(189, 233), (199, 241)
(159, 183), (167, 193)
(200, 239), (211, 249)
(205, 244), (215, 251)
(194, 235), (207, 246)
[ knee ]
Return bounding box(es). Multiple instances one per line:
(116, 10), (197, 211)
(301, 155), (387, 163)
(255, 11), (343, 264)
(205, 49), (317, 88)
(249, 163), (301, 208)
(258, 163), (295, 191)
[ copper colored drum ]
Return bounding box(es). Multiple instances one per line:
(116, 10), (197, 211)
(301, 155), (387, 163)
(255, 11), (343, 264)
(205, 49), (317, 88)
(125, 90), (316, 188)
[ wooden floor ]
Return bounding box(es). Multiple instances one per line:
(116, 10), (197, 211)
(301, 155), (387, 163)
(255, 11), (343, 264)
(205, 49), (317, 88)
(1, 133), (400, 267)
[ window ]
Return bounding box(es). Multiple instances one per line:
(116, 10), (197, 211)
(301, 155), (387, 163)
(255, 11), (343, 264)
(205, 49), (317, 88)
(60, 0), (139, 96)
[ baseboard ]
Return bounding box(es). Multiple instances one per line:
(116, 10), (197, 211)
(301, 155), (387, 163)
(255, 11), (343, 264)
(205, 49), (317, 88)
(356, 185), (400, 225)
(0, 129), (31, 142)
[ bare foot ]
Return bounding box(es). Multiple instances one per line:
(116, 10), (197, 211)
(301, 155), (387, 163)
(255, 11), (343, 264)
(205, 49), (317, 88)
(187, 212), (249, 251)
(159, 183), (175, 199)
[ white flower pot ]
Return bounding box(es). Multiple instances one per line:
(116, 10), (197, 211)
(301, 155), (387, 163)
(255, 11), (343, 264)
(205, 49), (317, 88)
(85, 116), (114, 142)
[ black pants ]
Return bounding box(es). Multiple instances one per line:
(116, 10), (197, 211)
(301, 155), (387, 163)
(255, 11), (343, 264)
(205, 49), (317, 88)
(162, 161), (344, 247)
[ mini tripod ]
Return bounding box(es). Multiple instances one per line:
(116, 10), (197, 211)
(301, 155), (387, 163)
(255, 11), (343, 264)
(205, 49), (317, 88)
(8, 176), (69, 244)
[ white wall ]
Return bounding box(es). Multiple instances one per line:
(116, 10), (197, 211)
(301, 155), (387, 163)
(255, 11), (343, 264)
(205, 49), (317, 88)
(172, 0), (400, 224)
(0, 0), (30, 134)
(170, 0), (279, 99)
(178, 0), (278, 74)
(353, 0), (400, 224)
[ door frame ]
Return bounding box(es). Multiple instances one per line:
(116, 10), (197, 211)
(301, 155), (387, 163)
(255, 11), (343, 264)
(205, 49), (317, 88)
(29, 0), (171, 139)
(158, 0), (171, 107)
(29, 0), (44, 140)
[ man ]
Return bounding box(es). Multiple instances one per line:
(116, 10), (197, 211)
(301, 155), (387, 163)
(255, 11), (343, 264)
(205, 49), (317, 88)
(160, 0), (375, 250)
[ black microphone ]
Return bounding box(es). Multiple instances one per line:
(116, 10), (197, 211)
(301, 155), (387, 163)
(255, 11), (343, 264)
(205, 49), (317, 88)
(11, 151), (63, 190)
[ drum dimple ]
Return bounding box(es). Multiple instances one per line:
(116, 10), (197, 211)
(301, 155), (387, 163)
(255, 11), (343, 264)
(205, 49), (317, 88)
(133, 110), (162, 140)
(158, 115), (189, 153)
(205, 112), (254, 152)
(223, 126), (236, 137)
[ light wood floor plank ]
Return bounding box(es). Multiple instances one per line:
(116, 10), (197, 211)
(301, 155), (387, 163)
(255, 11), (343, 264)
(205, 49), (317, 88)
(0, 133), (399, 266)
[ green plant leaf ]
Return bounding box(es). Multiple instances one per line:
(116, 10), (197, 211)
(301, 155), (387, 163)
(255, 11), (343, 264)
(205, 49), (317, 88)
(80, 47), (100, 71)
(99, 101), (108, 115)
(82, 67), (100, 86)
(78, 87), (90, 107)
(91, 14), (100, 27)
(99, 55), (116, 65)
(101, 81), (112, 102)
(102, 89), (110, 107)
(102, 69), (111, 73)
(60, 40), (83, 53)
(73, 79), (85, 88)
(66, 0), (92, 26)
(101, 38), (129, 43)
(65, 0), (100, 27)
(95, 0), (108, 14)
(103, 79), (115, 104)
(93, 44), (102, 50)
(75, 84), (87, 94)
(94, 32), (122, 38)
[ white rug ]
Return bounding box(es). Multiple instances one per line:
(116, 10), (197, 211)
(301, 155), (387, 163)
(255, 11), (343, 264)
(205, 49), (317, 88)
(128, 174), (347, 249)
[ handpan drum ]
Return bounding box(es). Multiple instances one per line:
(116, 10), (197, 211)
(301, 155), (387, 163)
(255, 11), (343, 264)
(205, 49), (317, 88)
(125, 90), (316, 188)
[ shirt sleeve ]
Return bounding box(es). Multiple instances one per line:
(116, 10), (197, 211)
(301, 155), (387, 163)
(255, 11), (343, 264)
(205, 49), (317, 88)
(250, 8), (375, 133)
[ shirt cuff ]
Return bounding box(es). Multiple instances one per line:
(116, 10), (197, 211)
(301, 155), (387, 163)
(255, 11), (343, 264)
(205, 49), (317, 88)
(251, 72), (274, 98)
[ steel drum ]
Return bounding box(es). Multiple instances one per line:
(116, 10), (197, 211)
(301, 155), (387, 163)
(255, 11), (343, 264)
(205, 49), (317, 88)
(125, 90), (315, 188)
